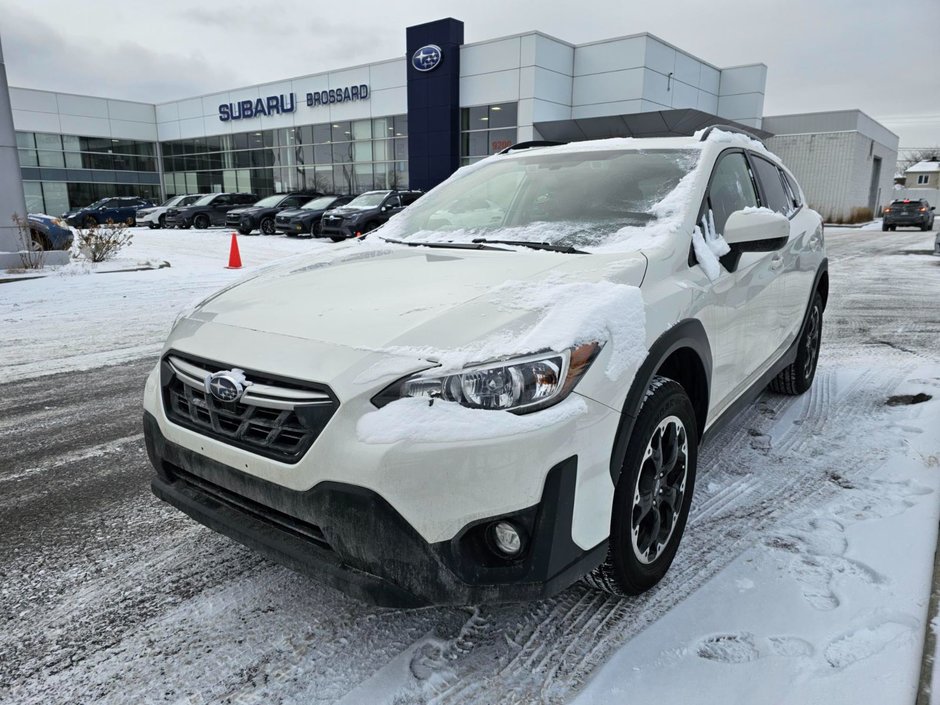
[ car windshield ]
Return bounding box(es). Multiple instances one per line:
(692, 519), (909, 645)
(301, 196), (341, 210)
(161, 196), (184, 207)
(192, 194), (218, 206)
(346, 192), (389, 209)
(381, 148), (700, 251)
(180, 194), (203, 206)
(253, 195), (285, 208)
(87, 199), (108, 209)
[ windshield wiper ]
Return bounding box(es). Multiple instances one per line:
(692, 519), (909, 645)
(381, 237), (511, 251)
(471, 238), (587, 254)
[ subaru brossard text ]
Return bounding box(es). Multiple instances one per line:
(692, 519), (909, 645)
(143, 129), (828, 607)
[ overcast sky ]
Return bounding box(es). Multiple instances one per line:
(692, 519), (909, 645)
(1, 0), (937, 149)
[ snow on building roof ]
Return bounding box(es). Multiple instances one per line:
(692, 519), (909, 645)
(906, 160), (940, 173)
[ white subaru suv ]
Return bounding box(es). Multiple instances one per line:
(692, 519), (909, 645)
(144, 127), (827, 607)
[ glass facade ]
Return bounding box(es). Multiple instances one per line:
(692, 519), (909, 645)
(161, 115), (409, 198)
(17, 103), (515, 216)
(460, 102), (518, 165)
(16, 131), (161, 215)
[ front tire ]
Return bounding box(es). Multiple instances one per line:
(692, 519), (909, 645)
(310, 219), (322, 237)
(769, 291), (823, 395)
(584, 377), (698, 596)
(83, 216), (98, 228)
(260, 217), (275, 235)
(158, 215), (166, 229)
(194, 214), (210, 230)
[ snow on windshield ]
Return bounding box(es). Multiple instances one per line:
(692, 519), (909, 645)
(380, 148), (701, 252)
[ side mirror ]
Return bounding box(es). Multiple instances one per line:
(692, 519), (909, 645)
(381, 206), (387, 212)
(722, 208), (790, 251)
(931, 206), (936, 211)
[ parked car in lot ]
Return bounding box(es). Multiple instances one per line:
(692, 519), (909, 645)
(145, 128), (827, 607)
(319, 189), (423, 241)
(63, 196), (154, 228)
(224, 192), (322, 235)
(882, 198), (935, 231)
(137, 194), (207, 229)
(275, 194), (356, 237)
(165, 193), (257, 229)
(26, 213), (73, 251)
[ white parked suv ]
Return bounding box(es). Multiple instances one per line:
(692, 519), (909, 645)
(136, 194), (205, 229)
(143, 127), (827, 607)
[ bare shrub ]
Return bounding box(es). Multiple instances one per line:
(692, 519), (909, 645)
(11, 213), (45, 269)
(822, 206), (873, 225)
(75, 219), (133, 262)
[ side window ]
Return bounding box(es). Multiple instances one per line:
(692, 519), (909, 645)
(750, 155), (792, 215)
(214, 195), (231, 206)
(401, 193), (421, 206)
(705, 152), (758, 234)
(385, 195), (402, 209)
(783, 171), (802, 208)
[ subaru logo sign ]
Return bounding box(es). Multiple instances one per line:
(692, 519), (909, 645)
(412, 44), (442, 72)
(204, 370), (249, 403)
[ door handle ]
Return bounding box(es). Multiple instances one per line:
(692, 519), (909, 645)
(770, 254), (785, 270)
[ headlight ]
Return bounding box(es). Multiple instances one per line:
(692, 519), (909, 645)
(372, 342), (601, 413)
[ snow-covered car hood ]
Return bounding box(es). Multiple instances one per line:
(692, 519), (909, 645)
(278, 208), (321, 219)
(325, 206), (371, 218)
(185, 244), (648, 355)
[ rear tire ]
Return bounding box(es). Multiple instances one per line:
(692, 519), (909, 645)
(584, 376), (698, 596)
(768, 291), (823, 395)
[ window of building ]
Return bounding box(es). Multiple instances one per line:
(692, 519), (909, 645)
(460, 103), (518, 163)
(160, 115), (409, 196)
(917, 174), (929, 185)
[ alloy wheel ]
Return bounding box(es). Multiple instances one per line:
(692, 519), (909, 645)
(803, 305), (821, 380)
(631, 415), (689, 564)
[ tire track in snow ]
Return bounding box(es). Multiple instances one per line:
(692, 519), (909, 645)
(401, 361), (913, 705)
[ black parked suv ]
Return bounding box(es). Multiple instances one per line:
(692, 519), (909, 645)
(166, 193), (258, 229)
(882, 199), (935, 231)
(63, 196), (154, 228)
(225, 192), (322, 235)
(275, 194), (356, 237)
(319, 190), (423, 241)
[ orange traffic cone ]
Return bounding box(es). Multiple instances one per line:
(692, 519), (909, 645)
(225, 232), (242, 269)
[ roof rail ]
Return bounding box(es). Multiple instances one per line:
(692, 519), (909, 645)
(497, 140), (565, 155)
(699, 124), (763, 144)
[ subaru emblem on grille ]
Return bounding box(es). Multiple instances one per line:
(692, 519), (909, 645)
(204, 369), (249, 403)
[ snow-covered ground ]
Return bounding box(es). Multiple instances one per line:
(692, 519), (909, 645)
(0, 227), (329, 383)
(0, 225), (938, 704)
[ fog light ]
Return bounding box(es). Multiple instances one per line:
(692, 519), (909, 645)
(490, 521), (524, 557)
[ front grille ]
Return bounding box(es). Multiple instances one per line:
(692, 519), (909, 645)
(161, 353), (339, 463)
(276, 215), (290, 224)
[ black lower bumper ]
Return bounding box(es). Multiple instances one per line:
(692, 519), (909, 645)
(144, 412), (604, 607)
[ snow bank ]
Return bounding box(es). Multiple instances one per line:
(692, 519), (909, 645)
(356, 395), (588, 444)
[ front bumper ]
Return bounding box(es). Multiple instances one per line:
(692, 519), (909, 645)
(166, 214), (192, 227)
(145, 411), (605, 607)
(276, 220), (307, 235)
(320, 221), (356, 239)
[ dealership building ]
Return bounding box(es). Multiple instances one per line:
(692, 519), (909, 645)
(6, 17), (898, 225)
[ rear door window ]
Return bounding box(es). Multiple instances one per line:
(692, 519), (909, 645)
(750, 155), (792, 215)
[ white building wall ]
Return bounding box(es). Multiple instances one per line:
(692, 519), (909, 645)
(766, 131), (896, 221)
(153, 58), (408, 142)
(10, 88), (157, 141)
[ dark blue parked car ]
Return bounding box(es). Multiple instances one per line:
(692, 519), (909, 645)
(63, 196), (154, 228)
(27, 213), (73, 251)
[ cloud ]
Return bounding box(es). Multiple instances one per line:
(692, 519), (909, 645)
(0, 0), (937, 146)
